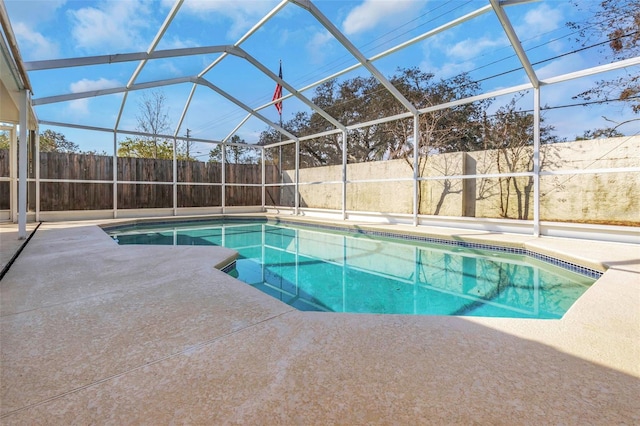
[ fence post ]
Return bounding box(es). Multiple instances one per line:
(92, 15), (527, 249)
(113, 132), (118, 218)
(221, 142), (226, 214)
(295, 138), (299, 215)
(533, 87), (540, 237)
(173, 137), (177, 216)
(18, 90), (28, 239)
(10, 127), (17, 223)
(342, 130), (347, 220)
(261, 146), (265, 211)
(413, 113), (419, 226)
(35, 131), (40, 222)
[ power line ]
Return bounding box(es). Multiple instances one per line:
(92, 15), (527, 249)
(540, 95), (640, 111)
(193, 10), (639, 140)
(451, 30), (639, 89)
(289, 1), (473, 90)
(293, 19), (638, 117)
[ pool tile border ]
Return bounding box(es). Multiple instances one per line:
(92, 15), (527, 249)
(274, 220), (604, 279)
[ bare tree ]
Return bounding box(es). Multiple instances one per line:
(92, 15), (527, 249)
(483, 96), (560, 219)
(568, 0), (640, 112)
(118, 90), (191, 160)
(136, 91), (171, 159)
(209, 135), (256, 164)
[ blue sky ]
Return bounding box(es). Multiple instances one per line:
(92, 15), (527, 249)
(5, 0), (639, 155)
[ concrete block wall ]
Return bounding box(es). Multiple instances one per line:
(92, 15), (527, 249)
(280, 136), (639, 225)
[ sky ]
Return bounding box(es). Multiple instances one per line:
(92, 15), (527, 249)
(4, 0), (639, 156)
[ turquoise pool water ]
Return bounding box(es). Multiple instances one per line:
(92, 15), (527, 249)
(107, 220), (596, 318)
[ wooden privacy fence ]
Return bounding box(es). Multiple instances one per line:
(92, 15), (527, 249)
(0, 150), (279, 211)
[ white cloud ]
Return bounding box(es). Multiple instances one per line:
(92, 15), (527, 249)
(176, 0), (279, 39)
(278, 28), (294, 46)
(342, 0), (421, 35)
(417, 28), (493, 77)
(448, 37), (508, 61)
(159, 60), (183, 77)
(68, 78), (121, 115)
(524, 4), (563, 33)
(70, 78), (121, 93)
(157, 36), (198, 50)
(516, 4), (563, 41)
(12, 22), (60, 60)
(307, 31), (334, 64)
(419, 58), (474, 80)
(67, 99), (89, 115)
(69, 1), (153, 52)
(535, 55), (588, 81)
(4, 0), (67, 25)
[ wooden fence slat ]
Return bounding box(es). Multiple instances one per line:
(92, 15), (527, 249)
(30, 152), (274, 210)
(0, 149), (282, 211)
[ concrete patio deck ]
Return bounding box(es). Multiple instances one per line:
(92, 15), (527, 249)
(0, 223), (38, 278)
(1, 218), (639, 424)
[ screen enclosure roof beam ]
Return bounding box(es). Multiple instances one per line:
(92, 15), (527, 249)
(32, 76), (196, 106)
(24, 46), (231, 71)
(30, 45), (345, 136)
(114, 0), (185, 132)
(39, 119), (222, 144)
(173, 0), (290, 141)
(196, 77), (297, 142)
(489, 0), (539, 88)
(33, 75), (296, 143)
(227, 46), (346, 131)
(249, 2), (500, 120)
(290, 0), (419, 116)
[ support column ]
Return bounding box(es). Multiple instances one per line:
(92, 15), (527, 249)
(294, 138), (299, 215)
(413, 113), (419, 226)
(28, 130), (36, 217)
(35, 131), (40, 222)
(18, 90), (28, 239)
(10, 128), (17, 223)
(533, 87), (541, 237)
(341, 130), (347, 220)
(221, 143), (226, 213)
(261, 147), (266, 211)
(172, 137), (178, 216)
(113, 132), (118, 218)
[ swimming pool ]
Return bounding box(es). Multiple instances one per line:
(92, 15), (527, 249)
(107, 220), (597, 318)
